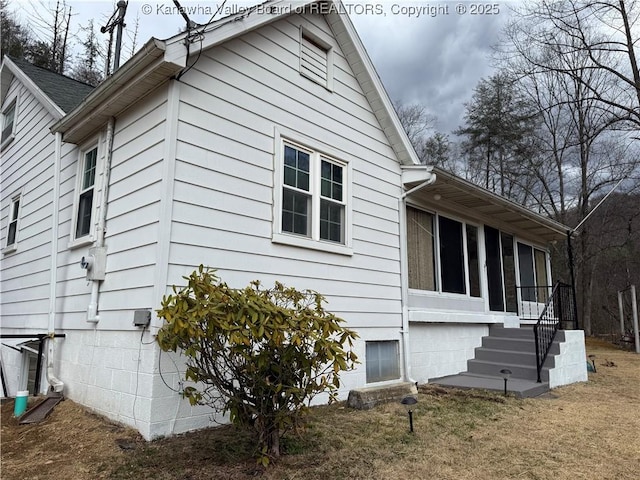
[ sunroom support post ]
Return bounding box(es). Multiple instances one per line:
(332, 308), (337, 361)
(567, 230), (579, 330)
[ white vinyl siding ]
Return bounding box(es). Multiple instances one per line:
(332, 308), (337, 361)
(55, 88), (168, 329)
(0, 79), (57, 329)
(169, 12), (403, 334)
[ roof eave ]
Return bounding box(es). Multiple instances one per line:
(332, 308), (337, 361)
(405, 166), (569, 243)
(51, 38), (185, 143)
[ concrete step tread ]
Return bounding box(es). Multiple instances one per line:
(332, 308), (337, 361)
(430, 373), (549, 399)
(475, 347), (537, 355)
(467, 358), (546, 370)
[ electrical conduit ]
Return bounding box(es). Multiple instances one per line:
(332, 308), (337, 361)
(87, 117), (115, 322)
(47, 132), (64, 393)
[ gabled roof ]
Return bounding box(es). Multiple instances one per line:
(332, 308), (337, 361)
(51, 0), (420, 165)
(0, 56), (94, 117)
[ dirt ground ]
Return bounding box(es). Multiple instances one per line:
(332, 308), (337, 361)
(1, 337), (639, 479)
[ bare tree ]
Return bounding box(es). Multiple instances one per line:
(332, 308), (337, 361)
(505, 0), (640, 130)
(496, 1), (640, 334)
(126, 12), (140, 59)
(393, 100), (460, 171)
(393, 101), (435, 153)
(15, 0), (73, 73)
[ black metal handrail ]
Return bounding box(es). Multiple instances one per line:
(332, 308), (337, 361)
(533, 282), (577, 383)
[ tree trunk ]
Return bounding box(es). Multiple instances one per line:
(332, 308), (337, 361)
(269, 429), (280, 458)
(619, 0), (640, 117)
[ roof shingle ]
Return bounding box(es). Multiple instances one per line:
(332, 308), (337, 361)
(10, 57), (95, 113)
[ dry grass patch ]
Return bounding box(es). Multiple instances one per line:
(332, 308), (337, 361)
(2, 338), (639, 479)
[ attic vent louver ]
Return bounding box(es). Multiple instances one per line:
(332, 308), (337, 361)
(300, 28), (333, 90)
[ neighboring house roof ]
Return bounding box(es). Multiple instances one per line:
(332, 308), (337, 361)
(50, 0), (420, 165)
(0, 56), (94, 117)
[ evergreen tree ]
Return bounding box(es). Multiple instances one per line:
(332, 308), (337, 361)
(0, 0), (33, 60)
(71, 20), (103, 86)
(455, 73), (538, 200)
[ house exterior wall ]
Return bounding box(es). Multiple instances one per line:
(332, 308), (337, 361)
(54, 85), (169, 330)
(0, 75), (58, 396)
(403, 193), (558, 380)
(0, 79), (172, 437)
(409, 323), (488, 383)
(1, 77), (57, 331)
(43, 86), (172, 438)
(164, 13), (404, 396)
(406, 196), (553, 328)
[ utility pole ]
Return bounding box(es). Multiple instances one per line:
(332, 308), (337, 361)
(101, 1), (127, 74)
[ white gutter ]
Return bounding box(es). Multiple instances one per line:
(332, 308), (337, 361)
(47, 132), (64, 393)
(398, 171), (437, 385)
(51, 38), (167, 134)
(87, 117), (115, 322)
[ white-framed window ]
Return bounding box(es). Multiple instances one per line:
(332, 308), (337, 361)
(71, 145), (99, 243)
(366, 340), (400, 383)
(407, 206), (481, 297)
(1, 98), (17, 148)
(484, 226), (517, 313)
(3, 193), (22, 252)
(299, 26), (334, 91)
(517, 242), (550, 303)
(273, 129), (352, 255)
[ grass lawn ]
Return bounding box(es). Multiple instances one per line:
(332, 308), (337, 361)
(2, 338), (639, 479)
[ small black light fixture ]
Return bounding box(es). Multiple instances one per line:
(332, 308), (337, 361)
(500, 368), (512, 396)
(588, 354), (597, 373)
(400, 396), (418, 433)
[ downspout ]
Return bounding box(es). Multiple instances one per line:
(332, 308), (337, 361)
(399, 173), (437, 385)
(47, 132), (64, 393)
(87, 117), (115, 322)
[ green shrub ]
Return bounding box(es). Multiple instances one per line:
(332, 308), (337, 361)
(156, 266), (358, 464)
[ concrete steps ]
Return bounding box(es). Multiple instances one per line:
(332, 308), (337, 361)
(432, 373), (550, 398)
(431, 325), (563, 398)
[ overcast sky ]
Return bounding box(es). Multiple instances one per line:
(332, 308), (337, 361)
(14, 0), (514, 134)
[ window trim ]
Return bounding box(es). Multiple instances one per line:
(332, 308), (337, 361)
(272, 127), (353, 256)
(365, 340), (401, 384)
(299, 25), (334, 91)
(515, 240), (551, 303)
(69, 141), (100, 248)
(407, 204), (483, 299)
(1, 97), (18, 150)
(2, 191), (23, 254)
